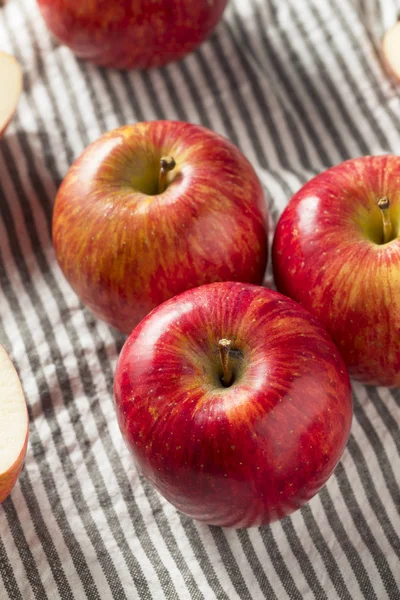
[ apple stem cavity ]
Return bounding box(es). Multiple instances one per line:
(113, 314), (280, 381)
(377, 196), (393, 244)
(218, 339), (234, 387)
(158, 156), (176, 194)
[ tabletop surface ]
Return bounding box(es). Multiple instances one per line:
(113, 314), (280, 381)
(0, 0), (399, 598)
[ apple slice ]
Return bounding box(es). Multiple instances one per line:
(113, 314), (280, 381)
(0, 344), (28, 503)
(0, 51), (22, 138)
(382, 22), (400, 81)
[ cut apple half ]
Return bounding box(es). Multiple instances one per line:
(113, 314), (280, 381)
(0, 343), (28, 503)
(382, 22), (400, 81)
(0, 51), (22, 138)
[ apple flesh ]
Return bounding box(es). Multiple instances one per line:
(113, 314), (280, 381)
(0, 344), (28, 503)
(382, 22), (400, 82)
(0, 52), (22, 138)
(114, 282), (352, 528)
(53, 121), (268, 334)
(273, 155), (400, 387)
(36, 0), (228, 70)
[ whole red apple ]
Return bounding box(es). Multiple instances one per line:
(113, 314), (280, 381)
(36, 0), (228, 70)
(273, 155), (400, 387)
(52, 121), (268, 334)
(113, 281), (352, 528)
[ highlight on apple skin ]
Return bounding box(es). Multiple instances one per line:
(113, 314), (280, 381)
(52, 121), (269, 335)
(113, 282), (352, 528)
(0, 51), (22, 138)
(0, 343), (29, 504)
(36, 0), (229, 70)
(273, 154), (400, 387)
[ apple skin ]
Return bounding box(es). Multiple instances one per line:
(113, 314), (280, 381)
(36, 0), (228, 70)
(52, 121), (268, 334)
(0, 117), (12, 139)
(113, 281), (352, 528)
(0, 111), (16, 138)
(272, 155), (400, 387)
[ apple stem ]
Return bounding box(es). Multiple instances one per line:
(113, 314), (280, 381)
(377, 196), (393, 244)
(218, 339), (233, 387)
(158, 156), (176, 194)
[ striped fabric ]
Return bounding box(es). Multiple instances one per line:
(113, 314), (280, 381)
(0, 0), (399, 598)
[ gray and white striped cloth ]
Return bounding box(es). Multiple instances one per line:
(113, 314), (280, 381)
(1, 0), (400, 598)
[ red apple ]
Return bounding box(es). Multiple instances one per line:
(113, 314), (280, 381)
(273, 154), (400, 387)
(113, 281), (352, 528)
(36, 0), (228, 70)
(0, 343), (29, 503)
(53, 120), (268, 334)
(0, 51), (22, 138)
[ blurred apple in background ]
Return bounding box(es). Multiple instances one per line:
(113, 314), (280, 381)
(0, 343), (28, 503)
(114, 282), (352, 528)
(53, 121), (268, 334)
(273, 154), (400, 387)
(36, 0), (228, 70)
(0, 51), (22, 138)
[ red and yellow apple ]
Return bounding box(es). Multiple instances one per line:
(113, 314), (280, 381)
(0, 51), (22, 138)
(114, 281), (352, 528)
(36, 0), (228, 70)
(53, 120), (268, 334)
(0, 344), (29, 503)
(273, 154), (400, 387)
